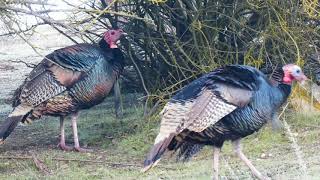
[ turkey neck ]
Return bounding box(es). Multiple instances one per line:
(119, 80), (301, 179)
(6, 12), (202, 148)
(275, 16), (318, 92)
(270, 68), (284, 83)
(277, 83), (292, 102)
(98, 39), (124, 74)
(270, 68), (292, 102)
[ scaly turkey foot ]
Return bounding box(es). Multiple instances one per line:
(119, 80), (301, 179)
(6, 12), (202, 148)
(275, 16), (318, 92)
(58, 143), (73, 151)
(71, 112), (93, 153)
(74, 146), (93, 153)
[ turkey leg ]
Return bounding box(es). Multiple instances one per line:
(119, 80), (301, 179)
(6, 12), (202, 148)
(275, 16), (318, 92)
(71, 112), (92, 152)
(232, 139), (270, 180)
(58, 116), (73, 151)
(213, 146), (220, 180)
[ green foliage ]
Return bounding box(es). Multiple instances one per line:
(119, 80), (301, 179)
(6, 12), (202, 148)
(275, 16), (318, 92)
(112, 0), (320, 102)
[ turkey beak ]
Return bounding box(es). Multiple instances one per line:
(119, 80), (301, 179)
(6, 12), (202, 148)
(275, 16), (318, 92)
(121, 32), (128, 40)
(121, 30), (128, 36)
(298, 73), (308, 83)
(117, 29), (127, 36)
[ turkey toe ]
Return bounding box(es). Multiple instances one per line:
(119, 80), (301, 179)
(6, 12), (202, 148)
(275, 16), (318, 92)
(58, 143), (73, 151)
(74, 147), (93, 153)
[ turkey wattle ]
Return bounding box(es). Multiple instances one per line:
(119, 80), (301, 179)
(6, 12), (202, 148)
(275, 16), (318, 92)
(0, 29), (125, 152)
(143, 64), (307, 180)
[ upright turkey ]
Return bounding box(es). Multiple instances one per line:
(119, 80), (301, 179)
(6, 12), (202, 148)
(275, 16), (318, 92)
(143, 64), (307, 179)
(0, 29), (125, 152)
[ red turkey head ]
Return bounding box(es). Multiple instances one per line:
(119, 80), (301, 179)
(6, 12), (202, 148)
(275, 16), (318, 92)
(282, 64), (307, 84)
(104, 29), (125, 49)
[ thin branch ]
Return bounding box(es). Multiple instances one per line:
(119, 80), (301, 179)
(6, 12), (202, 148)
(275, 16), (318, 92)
(127, 47), (151, 116)
(0, 155), (139, 168)
(0, 155), (178, 170)
(5, 0), (56, 6)
(0, 7), (70, 14)
(0, 23), (45, 37)
(1, 6), (70, 29)
(4, 16), (43, 55)
(31, 153), (52, 175)
(8, 60), (37, 68)
(49, 25), (78, 44)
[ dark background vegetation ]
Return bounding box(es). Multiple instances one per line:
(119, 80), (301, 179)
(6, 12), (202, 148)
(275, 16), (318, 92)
(1, 0), (319, 110)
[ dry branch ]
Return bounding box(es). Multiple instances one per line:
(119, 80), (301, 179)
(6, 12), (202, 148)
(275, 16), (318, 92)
(8, 60), (37, 68)
(0, 155), (178, 170)
(31, 153), (52, 175)
(0, 155), (139, 168)
(6, 0), (56, 6)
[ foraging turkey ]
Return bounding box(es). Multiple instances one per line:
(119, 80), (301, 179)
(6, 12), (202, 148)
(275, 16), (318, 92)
(0, 29), (125, 152)
(143, 64), (307, 179)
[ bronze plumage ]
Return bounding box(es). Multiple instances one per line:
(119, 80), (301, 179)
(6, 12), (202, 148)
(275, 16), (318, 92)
(0, 29), (125, 152)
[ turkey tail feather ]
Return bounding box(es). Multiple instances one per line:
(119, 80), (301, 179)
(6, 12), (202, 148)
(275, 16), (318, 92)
(142, 134), (175, 172)
(177, 143), (204, 162)
(0, 105), (31, 143)
(0, 116), (24, 143)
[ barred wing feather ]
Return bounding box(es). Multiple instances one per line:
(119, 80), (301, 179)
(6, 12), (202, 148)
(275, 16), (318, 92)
(158, 86), (240, 140)
(143, 66), (258, 172)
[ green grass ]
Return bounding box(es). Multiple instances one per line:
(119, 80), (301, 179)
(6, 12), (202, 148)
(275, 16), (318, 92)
(0, 93), (320, 179)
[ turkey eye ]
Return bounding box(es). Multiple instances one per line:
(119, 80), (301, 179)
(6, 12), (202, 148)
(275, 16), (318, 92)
(296, 69), (300, 74)
(111, 31), (115, 35)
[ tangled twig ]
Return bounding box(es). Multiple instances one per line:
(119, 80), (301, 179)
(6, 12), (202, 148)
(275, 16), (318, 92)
(8, 60), (37, 68)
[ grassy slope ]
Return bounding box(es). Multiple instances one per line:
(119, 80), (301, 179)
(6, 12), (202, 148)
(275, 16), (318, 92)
(0, 93), (319, 179)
